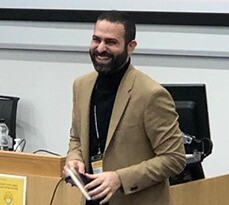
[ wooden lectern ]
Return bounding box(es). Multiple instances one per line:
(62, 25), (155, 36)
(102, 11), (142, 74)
(1, 151), (228, 205)
(170, 174), (229, 205)
(0, 151), (82, 205)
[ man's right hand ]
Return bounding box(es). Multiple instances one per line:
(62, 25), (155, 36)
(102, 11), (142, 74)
(62, 159), (85, 178)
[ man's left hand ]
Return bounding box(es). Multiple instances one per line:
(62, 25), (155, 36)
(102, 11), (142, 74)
(85, 171), (121, 204)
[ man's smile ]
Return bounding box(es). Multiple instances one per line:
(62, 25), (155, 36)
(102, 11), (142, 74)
(95, 55), (112, 63)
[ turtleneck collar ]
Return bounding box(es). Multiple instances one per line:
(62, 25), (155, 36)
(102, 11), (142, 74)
(96, 59), (130, 91)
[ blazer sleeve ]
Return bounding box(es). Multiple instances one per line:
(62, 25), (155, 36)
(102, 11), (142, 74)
(116, 87), (186, 195)
(66, 79), (83, 163)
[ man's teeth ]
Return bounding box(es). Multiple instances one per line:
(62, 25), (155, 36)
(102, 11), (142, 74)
(97, 56), (110, 60)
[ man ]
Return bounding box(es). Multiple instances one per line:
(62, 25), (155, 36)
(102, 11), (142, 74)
(63, 10), (186, 205)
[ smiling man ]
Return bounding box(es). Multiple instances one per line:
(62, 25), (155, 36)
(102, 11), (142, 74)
(89, 19), (135, 75)
(63, 10), (186, 205)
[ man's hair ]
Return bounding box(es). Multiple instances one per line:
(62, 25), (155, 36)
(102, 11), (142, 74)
(96, 10), (136, 44)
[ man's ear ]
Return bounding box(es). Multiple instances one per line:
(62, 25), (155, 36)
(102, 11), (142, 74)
(127, 40), (137, 55)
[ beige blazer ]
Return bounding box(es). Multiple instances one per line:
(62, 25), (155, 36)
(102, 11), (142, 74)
(67, 65), (186, 205)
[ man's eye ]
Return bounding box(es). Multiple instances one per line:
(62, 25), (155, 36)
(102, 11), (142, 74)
(107, 41), (116, 45)
(92, 37), (100, 43)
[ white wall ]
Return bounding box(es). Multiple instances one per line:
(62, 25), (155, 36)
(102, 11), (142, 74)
(1, 20), (229, 178)
(1, 0), (229, 13)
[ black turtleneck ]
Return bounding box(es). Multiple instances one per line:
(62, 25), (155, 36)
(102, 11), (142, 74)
(87, 60), (130, 205)
(89, 60), (130, 163)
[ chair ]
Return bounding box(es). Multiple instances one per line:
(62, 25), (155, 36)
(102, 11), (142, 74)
(162, 84), (213, 185)
(0, 95), (20, 149)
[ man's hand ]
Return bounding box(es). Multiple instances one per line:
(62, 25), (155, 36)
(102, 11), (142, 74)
(62, 159), (85, 178)
(84, 171), (121, 204)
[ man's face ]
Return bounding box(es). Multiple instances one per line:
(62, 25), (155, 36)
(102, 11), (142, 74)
(89, 20), (129, 75)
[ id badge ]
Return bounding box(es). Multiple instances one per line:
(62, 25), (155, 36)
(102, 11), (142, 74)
(91, 153), (103, 174)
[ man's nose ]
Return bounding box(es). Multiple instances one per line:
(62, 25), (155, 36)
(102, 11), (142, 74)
(97, 42), (107, 53)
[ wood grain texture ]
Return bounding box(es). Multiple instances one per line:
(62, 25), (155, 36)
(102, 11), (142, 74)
(170, 174), (229, 205)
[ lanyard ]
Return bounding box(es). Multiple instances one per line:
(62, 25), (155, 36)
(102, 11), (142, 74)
(93, 105), (102, 155)
(91, 104), (103, 174)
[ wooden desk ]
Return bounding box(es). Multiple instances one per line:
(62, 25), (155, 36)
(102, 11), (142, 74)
(1, 151), (228, 205)
(0, 151), (81, 205)
(170, 174), (229, 205)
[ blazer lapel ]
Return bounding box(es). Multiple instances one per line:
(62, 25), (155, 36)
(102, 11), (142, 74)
(105, 65), (136, 152)
(80, 72), (97, 169)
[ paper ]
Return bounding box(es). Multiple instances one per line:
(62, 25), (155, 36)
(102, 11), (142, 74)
(0, 174), (26, 205)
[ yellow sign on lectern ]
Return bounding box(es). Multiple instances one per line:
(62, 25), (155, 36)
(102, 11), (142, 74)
(0, 174), (26, 205)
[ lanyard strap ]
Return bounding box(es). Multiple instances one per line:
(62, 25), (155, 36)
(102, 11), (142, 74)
(93, 105), (102, 155)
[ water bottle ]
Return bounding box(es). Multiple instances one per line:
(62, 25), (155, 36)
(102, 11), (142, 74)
(0, 119), (9, 151)
(14, 138), (22, 152)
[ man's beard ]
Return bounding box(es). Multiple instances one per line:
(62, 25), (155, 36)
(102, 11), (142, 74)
(89, 47), (128, 75)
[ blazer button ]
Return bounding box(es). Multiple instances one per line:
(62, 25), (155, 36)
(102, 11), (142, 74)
(130, 186), (138, 192)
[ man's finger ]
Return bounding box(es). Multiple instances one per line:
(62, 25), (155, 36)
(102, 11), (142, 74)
(99, 192), (113, 205)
